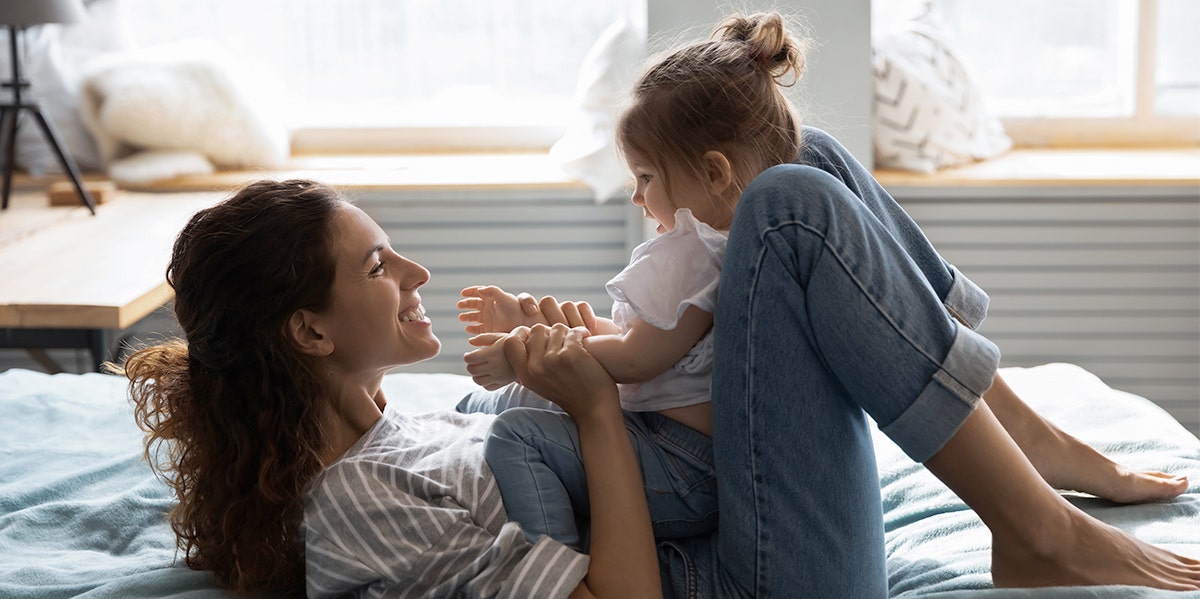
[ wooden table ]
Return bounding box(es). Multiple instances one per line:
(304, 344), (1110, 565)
(0, 189), (222, 370)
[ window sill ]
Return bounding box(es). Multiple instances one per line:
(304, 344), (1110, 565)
(874, 147), (1200, 189)
(116, 152), (590, 194)
(38, 146), (1200, 196)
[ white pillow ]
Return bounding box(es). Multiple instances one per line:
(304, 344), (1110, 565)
(79, 38), (289, 178)
(872, 17), (1011, 173)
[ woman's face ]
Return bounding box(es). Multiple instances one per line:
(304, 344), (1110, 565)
(317, 204), (441, 374)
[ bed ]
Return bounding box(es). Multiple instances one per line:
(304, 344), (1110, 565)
(1, 363), (1197, 598)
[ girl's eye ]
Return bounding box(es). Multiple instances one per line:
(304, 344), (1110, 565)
(639, 174), (652, 183)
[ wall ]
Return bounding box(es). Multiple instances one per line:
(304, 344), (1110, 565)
(648, 0), (874, 168)
(892, 184), (1200, 434)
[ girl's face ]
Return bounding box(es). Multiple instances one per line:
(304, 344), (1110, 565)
(625, 149), (732, 233)
(317, 204), (441, 374)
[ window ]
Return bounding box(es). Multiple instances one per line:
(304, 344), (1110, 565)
(876, 0), (1199, 146)
(119, 0), (632, 151)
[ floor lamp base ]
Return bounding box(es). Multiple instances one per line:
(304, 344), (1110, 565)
(0, 100), (97, 215)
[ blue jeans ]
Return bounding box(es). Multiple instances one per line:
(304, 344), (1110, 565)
(458, 386), (718, 551)
(657, 129), (1000, 598)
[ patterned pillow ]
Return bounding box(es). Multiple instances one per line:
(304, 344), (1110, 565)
(872, 18), (1012, 173)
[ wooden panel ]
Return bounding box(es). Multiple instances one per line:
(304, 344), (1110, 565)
(901, 194), (1199, 433)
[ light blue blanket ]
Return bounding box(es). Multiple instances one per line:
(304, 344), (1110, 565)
(1, 364), (1197, 598)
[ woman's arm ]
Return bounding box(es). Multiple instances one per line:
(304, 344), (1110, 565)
(504, 325), (662, 599)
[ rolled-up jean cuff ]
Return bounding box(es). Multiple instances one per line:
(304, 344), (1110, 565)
(944, 265), (989, 330)
(881, 323), (1001, 462)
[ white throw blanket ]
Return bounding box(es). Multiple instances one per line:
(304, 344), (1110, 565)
(78, 39), (289, 184)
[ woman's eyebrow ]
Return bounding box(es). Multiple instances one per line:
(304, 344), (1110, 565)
(362, 244), (385, 265)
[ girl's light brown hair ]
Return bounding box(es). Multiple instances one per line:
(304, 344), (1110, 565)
(121, 179), (343, 594)
(617, 11), (807, 209)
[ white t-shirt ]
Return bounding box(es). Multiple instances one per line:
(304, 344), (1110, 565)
(606, 208), (727, 412)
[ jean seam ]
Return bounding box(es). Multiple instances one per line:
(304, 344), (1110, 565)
(762, 220), (949, 379)
(658, 540), (700, 599)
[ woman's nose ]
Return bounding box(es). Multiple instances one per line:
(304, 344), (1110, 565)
(398, 257), (430, 290)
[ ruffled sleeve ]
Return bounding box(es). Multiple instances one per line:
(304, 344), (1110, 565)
(606, 209), (727, 331)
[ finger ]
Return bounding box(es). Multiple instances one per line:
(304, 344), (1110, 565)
(460, 286), (484, 298)
(516, 293), (540, 316)
(456, 297), (482, 310)
(465, 324), (486, 335)
(546, 322), (570, 352)
(559, 301), (584, 328)
(463, 348), (487, 366)
(577, 301), (598, 334)
(468, 332), (507, 347)
(538, 296), (567, 325)
(457, 309), (482, 322)
(503, 333), (530, 376)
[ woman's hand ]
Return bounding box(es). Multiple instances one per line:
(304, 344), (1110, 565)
(505, 323), (661, 599)
(502, 324), (619, 422)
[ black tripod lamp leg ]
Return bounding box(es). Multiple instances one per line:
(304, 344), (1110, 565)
(0, 106), (17, 210)
(30, 106), (96, 215)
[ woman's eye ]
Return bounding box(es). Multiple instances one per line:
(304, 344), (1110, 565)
(370, 262), (385, 276)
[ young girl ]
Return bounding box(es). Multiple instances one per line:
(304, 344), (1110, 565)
(461, 10), (1198, 594)
(458, 206), (727, 550)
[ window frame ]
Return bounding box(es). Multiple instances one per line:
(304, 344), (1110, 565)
(953, 0), (1199, 148)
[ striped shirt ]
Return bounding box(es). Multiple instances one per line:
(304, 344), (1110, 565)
(303, 409), (589, 598)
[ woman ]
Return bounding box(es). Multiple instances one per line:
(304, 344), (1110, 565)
(125, 179), (660, 597)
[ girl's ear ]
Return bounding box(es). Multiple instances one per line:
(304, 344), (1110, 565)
(701, 150), (734, 196)
(286, 309), (334, 357)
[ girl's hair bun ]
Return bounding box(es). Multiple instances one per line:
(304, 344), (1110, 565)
(715, 12), (805, 84)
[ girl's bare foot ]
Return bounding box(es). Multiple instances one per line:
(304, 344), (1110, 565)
(992, 503), (1200, 590)
(458, 285), (542, 334)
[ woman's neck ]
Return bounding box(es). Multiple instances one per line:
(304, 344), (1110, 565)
(319, 373), (387, 465)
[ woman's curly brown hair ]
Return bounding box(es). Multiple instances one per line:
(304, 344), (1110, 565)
(122, 179), (344, 594)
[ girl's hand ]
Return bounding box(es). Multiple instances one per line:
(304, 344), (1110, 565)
(503, 324), (618, 422)
(463, 332), (518, 390)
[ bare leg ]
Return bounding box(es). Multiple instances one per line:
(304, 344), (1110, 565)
(926, 402), (1200, 590)
(984, 373), (1188, 503)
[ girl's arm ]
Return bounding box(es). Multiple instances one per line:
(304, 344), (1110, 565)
(462, 306), (710, 390)
(583, 305), (713, 383)
(503, 325), (662, 599)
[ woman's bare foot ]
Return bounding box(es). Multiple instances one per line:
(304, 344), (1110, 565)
(1022, 426), (1189, 504)
(985, 375), (1188, 503)
(992, 503), (1200, 590)
(458, 286), (543, 334)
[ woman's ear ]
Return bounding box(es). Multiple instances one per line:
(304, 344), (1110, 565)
(701, 150), (734, 196)
(286, 309), (334, 357)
